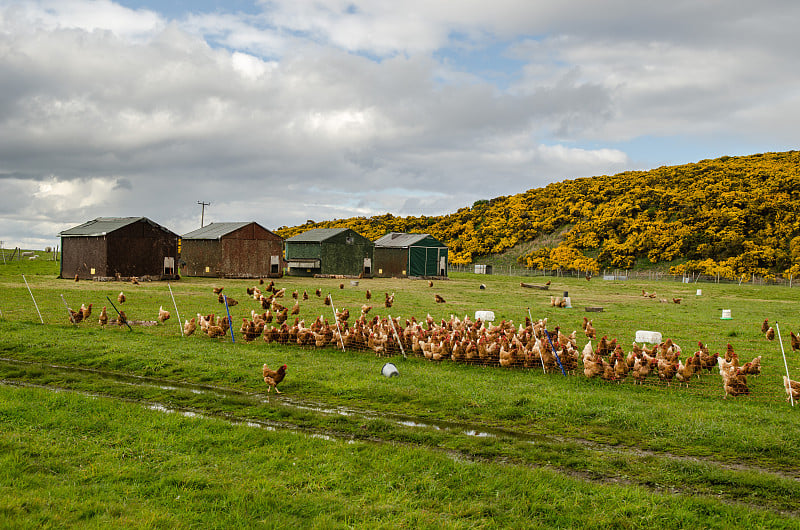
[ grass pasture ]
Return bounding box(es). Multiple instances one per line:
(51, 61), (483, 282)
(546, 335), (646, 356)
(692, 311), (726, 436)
(2, 258), (800, 528)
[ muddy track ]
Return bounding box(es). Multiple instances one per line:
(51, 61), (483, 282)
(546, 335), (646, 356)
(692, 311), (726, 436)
(2, 357), (799, 517)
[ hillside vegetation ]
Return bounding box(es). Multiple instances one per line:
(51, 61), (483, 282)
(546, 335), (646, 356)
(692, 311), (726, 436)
(276, 151), (800, 278)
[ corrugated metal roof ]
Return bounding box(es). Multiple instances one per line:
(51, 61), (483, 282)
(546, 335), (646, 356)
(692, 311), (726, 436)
(374, 232), (444, 248)
(285, 227), (349, 243)
(181, 222), (252, 240)
(59, 217), (146, 237)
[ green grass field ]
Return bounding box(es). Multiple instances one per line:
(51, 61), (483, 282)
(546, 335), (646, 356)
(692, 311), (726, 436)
(2, 257), (800, 528)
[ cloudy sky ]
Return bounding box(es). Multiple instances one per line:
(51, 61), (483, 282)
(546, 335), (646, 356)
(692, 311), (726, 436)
(2, 0), (799, 249)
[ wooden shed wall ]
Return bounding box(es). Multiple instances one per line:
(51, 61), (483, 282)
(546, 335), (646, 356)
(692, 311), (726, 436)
(182, 224), (284, 278)
(61, 236), (108, 279)
(181, 239), (223, 277)
(220, 238), (283, 277)
(374, 247), (407, 277)
(106, 221), (178, 278)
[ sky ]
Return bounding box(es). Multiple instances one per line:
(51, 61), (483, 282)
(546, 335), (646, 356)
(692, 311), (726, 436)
(1, 0), (799, 249)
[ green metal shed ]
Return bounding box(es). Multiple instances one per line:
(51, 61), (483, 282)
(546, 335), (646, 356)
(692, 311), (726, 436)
(285, 228), (374, 277)
(373, 232), (448, 278)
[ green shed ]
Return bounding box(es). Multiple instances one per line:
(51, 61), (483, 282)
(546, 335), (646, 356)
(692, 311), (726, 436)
(373, 232), (448, 278)
(285, 228), (374, 277)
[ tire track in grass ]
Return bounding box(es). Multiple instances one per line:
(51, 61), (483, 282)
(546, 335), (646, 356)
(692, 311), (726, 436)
(2, 356), (800, 518)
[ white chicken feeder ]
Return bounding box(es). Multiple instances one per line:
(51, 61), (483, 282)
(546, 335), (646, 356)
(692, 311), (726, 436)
(474, 310), (495, 322)
(381, 362), (399, 377)
(635, 330), (662, 344)
(721, 309), (732, 320)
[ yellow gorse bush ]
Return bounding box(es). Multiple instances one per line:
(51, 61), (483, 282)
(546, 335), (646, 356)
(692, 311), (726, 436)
(277, 151), (800, 275)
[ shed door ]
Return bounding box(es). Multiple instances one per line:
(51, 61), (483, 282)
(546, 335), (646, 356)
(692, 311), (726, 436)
(164, 257), (175, 275)
(439, 254), (447, 276)
(270, 254), (280, 274)
(363, 257), (371, 275)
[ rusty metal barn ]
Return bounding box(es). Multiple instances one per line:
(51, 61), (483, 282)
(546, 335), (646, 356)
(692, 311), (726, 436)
(373, 232), (449, 278)
(284, 228), (374, 277)
(180, 222), (284, 278)
(59, 217), (179, 280)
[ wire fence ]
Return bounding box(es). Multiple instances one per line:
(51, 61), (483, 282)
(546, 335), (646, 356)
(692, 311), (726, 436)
(451, 264), (800, 287)
(3, 272), (795, 406)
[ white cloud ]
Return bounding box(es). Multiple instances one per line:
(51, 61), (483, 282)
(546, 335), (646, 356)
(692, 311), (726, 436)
(5, 0), (164, 41)
(1, 0), (799, 248)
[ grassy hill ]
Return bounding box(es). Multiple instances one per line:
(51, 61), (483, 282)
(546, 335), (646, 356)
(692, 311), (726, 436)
(276, 151), (800, 278)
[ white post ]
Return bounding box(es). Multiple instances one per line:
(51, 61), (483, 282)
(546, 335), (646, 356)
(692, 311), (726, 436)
(23, 275), (44, 324)
(168, 283), (184, 336)
(776, 322), (794, 406)
(60, 294), (76, 325)
(387, 314), (406, 358)
(328, 295), (346, 352)
(528, 307), (546, 375)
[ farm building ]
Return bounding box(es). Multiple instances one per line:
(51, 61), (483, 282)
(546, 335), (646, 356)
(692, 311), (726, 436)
(180, 222), (284, 278)
(284, 228), (374, 277)
(59, 217), (179, 280)
(373, 232), (449, 278)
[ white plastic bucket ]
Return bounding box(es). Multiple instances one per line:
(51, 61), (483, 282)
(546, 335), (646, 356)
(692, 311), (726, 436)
(635, 330), (662, 344)
(721, 309), (732, 320)
(381, 363), (399, 377)
(475, 310), (495, 322)
(696, 289), (702, 296)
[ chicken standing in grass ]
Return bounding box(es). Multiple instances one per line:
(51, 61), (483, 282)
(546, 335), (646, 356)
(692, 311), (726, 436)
(784, 376), (800, 403)
(158, 306), (170, 323)
(262, 364), (287, 393)
(98, 306), (108, 326)
(118, 292), (126, 304)
(791, 331), (800, 352)
(68, 307), (83, 324)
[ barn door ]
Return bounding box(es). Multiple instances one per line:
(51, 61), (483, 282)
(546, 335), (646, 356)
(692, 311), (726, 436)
(363, 257), (372, 276)
(270, 255), (280, 274)
(164, 257), (175, 275)
(439, 254), (447, 276)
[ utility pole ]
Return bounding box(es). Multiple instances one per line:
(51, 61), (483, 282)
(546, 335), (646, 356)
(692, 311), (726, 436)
(197, 201), (210, 227)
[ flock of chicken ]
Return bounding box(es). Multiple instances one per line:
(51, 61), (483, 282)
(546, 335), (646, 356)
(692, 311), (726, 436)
(66, 289), (170, 327)
(170, 279), (791, 401)
(67, 276), (798, 402)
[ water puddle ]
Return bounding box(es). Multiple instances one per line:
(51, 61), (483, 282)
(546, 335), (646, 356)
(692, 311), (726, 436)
(463, 430), (494, 438)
